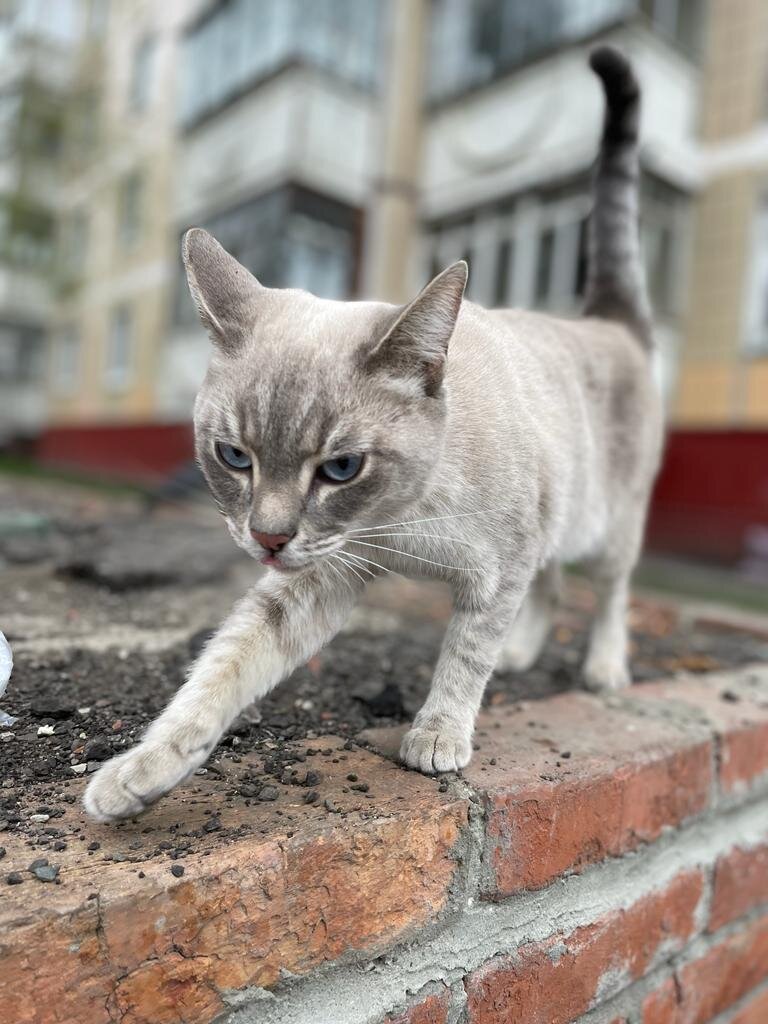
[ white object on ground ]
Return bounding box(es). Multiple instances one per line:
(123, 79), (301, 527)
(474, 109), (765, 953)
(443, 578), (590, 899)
(0, 630), (16, 727)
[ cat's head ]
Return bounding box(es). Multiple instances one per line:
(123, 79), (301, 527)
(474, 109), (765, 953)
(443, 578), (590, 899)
(182, 228), (466, 571)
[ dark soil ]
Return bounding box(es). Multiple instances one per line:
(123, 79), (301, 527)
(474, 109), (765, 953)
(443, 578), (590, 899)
(5, 481), (767, 884)
(3, 605), (767, 831)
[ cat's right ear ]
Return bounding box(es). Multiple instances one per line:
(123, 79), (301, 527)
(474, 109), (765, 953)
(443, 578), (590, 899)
(182, 228), (263, 352)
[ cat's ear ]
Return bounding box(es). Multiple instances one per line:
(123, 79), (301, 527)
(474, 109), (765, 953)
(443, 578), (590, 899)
(182, 228), (263, 351)
(362, 262), (467, 397)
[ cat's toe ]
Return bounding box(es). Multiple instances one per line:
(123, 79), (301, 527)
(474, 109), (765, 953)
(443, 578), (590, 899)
(583, 659), (631, 692)
(400, 724), (472, 774)
(83, 745), (184, 822)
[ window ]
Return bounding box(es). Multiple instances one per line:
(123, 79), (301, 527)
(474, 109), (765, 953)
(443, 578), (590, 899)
(67, 89), (100, 157)
(175, 186), (357, 325)
(283, 215), (351, 299)
(424, 174), (687, 318)
(129, 34), (156, 113)
(640, 0), (703, 58)
(430, 0), (635, 100)
(105, 306), (133, 390)
(53, 326), (80, 395)
(60, 208), (88, 278)
(744, 195), (768, 354)
(0, 92), (20, 159)
(179, 0), (381, 126)
(0, 196), (54, 270)
(429, 0), (704, 100)
(117, 171), (142, 248)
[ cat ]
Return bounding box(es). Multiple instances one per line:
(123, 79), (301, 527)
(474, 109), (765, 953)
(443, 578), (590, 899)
(85, 46), (662, 821)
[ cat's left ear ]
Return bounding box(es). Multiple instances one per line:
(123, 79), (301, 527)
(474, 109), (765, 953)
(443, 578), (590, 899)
(362, 262), (467, 396)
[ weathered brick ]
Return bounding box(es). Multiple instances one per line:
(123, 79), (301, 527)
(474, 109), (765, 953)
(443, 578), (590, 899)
(466, 694), (711, 896)
(464, 870), (703, 1024)
(0, 740), (467, 1024)
(710, 842), (768, 931)
(642, 977), (678, 1024)
(630, 668), (768, 794)
(364, 695), (712, 898)
(643, 913), (768, 1024)
(730, 986), (768, 1024)
(383, 988), (451, 1024)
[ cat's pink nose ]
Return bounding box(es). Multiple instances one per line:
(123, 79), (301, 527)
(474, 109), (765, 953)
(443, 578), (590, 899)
(251, 531), (293, 553)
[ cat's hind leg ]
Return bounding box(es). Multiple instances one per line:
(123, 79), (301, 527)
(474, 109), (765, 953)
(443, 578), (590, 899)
(496, 562), (561, 672)
(582, 500), (647, 692)
(583, 567), (632, 691)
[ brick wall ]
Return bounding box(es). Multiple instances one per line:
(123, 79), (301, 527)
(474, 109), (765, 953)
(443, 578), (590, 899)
(3, 666), (768, 1023)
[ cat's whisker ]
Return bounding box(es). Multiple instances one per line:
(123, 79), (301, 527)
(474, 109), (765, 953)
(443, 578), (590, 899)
(330, 553), (367, 586)
(347, 539), (479, 573)
(338, 552), (376, 577)
(353, 531), (477, 548)
(350, 507), (508, 534)
(341, 550), (391, 574)
(326, 555), (354, 592)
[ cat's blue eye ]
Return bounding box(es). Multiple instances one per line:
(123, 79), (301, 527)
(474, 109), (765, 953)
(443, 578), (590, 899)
(216, 442), (252, 470)
(317, 453), (363, 484)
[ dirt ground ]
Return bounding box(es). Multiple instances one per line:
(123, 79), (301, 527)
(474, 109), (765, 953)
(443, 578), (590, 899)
(2, 474), (767, 877)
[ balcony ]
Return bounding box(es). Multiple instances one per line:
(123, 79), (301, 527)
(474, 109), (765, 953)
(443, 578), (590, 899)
(429, 0), (703, 103)
(179, 0), (381, 129)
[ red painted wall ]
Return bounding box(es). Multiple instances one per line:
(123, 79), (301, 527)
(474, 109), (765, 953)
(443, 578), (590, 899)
(38, 423), (768, 564)
(38, 422), (194, 482)
(647, 430), (768, 563)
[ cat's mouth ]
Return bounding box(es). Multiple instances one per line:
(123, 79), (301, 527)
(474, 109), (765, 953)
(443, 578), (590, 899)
(260, 552), (296, 571)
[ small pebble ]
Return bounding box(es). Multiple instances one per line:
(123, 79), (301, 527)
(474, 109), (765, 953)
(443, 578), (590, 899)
(32, 864), (60, 883)
(258, 785), (279, 802)
(37, 725), (55, 737)
(71, 764), (87, 774)
(7, 872), (23, 885)
(170, 864), (184, 878)
(304, 790), (319, 804)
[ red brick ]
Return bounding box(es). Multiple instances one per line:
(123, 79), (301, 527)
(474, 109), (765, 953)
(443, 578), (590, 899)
(643, 914), (768, 1024)
(0, 740), (467, 1024)
(676, 914), (768, 1023)
(630, 669), (768, 793)
(642, 978), (679, 1024)
(364, 696), (712, 898)
(465, 694), (711, 896)
(384, 988), (451, 1024)
(730, 987), (768, 1024)
(711, 842), (768, 931)
(465, 870), (704, 1024)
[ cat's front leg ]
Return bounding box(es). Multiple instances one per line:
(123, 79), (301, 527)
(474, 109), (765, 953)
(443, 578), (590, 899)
(401, 581), (527, 774)
(84, 567), (361, 822)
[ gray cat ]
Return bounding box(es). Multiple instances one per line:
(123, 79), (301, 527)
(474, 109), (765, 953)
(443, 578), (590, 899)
(85, 47), (662, 822)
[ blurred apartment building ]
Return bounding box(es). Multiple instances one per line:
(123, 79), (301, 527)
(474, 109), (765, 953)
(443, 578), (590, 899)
(0, 0), (766, 561)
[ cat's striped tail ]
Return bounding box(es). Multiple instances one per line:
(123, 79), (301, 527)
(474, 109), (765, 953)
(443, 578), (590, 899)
(584, 46), (653, 349)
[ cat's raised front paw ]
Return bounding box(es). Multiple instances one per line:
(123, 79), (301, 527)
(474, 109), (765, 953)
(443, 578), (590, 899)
(83, 743), (194, 822)
(400, 722), (472, 774)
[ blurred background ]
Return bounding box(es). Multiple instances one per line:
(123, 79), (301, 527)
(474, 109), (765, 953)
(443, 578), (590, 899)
(0, 0), (766, 578)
